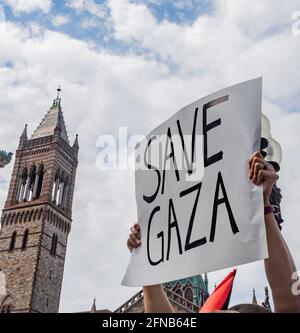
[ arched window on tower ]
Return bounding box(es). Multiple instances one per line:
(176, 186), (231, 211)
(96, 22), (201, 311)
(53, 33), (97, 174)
(9, 231), (17, 252)
(16, 164), (44, 202)
(27, 165), (37, 201)
(52, 170), (60, 204)
(35, 163), (44, 199)
(175, 288), (183, 297)
(184, 288), (194, 303)
(57, 172), (65, 206)
(52, 170), (69, 208)
(50, 233), (58, 256)
(21, 229), (29, 251)
(17, 167), (28, 202)
(61, 176), (69, 208)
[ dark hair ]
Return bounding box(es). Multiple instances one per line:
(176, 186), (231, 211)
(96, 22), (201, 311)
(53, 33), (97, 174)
(228, 304), (272, 313)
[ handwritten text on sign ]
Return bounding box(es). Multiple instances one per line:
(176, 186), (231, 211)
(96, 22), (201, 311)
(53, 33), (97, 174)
(122, 78), (268, 287)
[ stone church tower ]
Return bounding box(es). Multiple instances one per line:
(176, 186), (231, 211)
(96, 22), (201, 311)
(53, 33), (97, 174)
(0, 90), (79, 313)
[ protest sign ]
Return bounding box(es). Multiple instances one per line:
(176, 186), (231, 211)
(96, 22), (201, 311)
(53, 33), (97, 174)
(122, 78), (267, 287)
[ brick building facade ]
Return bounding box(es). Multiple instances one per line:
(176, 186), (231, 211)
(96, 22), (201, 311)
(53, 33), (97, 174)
(0, 92), (78, 313)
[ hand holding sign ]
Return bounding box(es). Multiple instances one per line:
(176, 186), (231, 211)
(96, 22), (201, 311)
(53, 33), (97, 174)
(122, 78), (267, 287)
(248, 151), (279, 205)
(127, 223), (141, 252)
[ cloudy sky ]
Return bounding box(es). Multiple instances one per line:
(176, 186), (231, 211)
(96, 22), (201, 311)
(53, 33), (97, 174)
(0, 0), (300, 312)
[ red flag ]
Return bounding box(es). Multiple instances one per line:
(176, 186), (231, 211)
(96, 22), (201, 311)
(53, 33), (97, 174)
(199, 269), (237, 313)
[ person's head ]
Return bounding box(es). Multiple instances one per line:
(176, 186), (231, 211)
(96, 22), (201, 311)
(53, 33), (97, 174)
(228, 304), (272, 313)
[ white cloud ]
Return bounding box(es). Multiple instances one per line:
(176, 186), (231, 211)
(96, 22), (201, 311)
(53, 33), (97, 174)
(108, 0), (300, 99)
(67, 0), (107, 18)
(0, 0), (299, 313)
(3, 0), (52, 15)
(52, 15), (70, 27)
(215, 0), (300, 38)
(109, 0), (156, 41)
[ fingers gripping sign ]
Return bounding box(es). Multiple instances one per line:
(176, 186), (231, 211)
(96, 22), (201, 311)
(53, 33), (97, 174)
(127, 224), (141, 252)
(248, 152), (279, 203)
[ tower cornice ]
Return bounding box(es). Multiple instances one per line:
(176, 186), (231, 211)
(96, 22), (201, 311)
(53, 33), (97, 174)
(2, 201), (73, 222)
(16, 135), (78, 163)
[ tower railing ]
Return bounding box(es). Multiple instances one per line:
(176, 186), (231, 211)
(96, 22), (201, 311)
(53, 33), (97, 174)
(114, 289), (144, 313)
(164, 288), (199, 313)
(114, 287), (199, 313)
(22, 136), (77, 160)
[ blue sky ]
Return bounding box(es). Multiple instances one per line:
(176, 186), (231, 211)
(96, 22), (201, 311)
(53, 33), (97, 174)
(1, 0), (213, 48)
(1, 0), (298, 107)
(0, 0), (300, 313)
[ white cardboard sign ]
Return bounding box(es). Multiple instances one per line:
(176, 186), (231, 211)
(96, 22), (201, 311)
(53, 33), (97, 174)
(122, 78), (268, 287)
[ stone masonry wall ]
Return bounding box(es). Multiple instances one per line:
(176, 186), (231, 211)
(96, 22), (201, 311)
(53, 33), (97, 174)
(0, 134), (77, 313)
(31, 211), (69, 313)
(0, 217), (43, 312)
